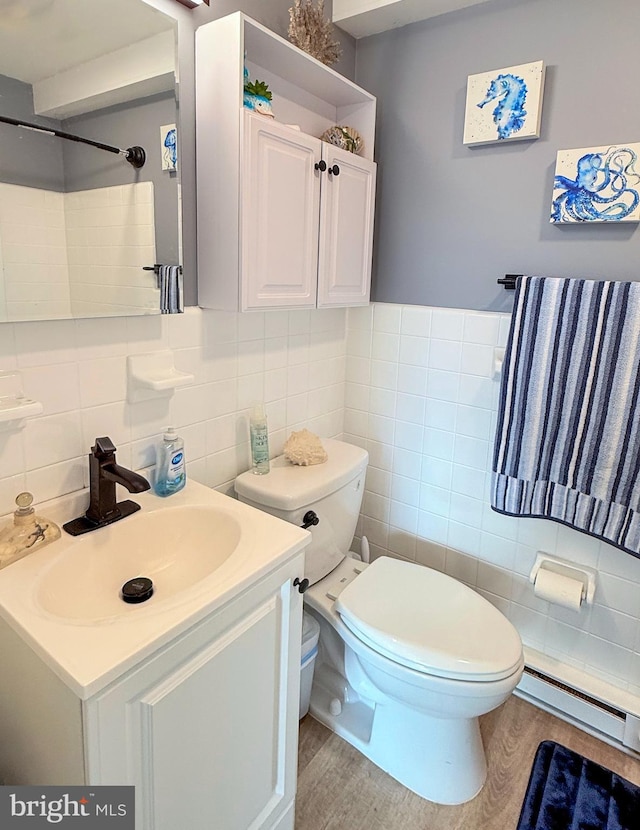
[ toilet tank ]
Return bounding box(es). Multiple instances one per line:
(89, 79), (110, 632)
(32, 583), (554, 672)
(235, 438), (368, 586)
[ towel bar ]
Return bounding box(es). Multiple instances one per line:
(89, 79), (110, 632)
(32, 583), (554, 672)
(497, 274), (520, 290)
(143, 264), (183, 275)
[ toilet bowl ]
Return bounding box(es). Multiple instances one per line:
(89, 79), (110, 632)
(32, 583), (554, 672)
(235, 438), (524, 805)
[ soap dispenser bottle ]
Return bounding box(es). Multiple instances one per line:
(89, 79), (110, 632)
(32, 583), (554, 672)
(155, 427), (186, 496)
(0, 492), (61, 570)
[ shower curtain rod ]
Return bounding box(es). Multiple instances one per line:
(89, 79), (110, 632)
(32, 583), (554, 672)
(0, 114), (146, 168)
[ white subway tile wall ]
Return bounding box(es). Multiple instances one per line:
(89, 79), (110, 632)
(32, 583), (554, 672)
(0, 184), (70, 321)
(1, 300), (640, 702)
(0, 304), (346, 510)
(345, 303), (640, 698)
(65, 182), (157, 316)
(0, 182), (157, 321)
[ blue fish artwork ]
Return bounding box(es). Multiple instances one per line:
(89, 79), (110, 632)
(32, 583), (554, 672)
(551, 145), (640, 223)
(477, 73), (527, 140)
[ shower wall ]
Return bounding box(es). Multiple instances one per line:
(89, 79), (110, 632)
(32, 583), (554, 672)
(0, 181), (156, 320)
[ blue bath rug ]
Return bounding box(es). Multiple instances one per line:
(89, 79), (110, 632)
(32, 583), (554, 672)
(517, 741), (640, 830)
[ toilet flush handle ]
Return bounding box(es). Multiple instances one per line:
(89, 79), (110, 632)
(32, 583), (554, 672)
(301, 510), (319, 529)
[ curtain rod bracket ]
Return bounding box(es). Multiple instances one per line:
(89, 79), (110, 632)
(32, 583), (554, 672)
(125, 146), (146, 169)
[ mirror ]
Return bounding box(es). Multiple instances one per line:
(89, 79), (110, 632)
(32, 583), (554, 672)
(0, 0), (180, 322)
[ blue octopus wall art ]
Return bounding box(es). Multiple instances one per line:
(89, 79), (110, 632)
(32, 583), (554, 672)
(477, 73), (527, 140)
(551, 146), (640, 223)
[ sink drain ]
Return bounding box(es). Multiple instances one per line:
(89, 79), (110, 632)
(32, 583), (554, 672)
(121, 577), (154, 604)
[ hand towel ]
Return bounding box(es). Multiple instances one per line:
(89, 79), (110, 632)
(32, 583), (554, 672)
(158, 264), (183, 314)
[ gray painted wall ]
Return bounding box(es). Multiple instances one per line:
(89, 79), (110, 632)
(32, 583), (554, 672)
(355, 0), (640, 312)
(0, 74), (64, 191)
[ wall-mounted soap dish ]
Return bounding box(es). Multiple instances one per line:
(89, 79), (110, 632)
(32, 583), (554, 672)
(127, 351), (194, 403)
(0, 372), (43, 431)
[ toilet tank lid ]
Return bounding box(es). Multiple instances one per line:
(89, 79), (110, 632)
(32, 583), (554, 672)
(235, 438), (368, 511)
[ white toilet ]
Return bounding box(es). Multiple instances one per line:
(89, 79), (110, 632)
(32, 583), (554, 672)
(235, 438), (524, 805)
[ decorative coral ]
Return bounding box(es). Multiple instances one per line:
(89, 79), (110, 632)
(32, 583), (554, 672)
(283, 429), (328, 466)
(288, 0), (342, 66)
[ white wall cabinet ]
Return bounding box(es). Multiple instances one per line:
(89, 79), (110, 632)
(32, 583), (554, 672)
(317, 141), (376, 308)
(0, 554), (304, 830)
(196, 12), (377, 312)
(243, 113), (376, 309)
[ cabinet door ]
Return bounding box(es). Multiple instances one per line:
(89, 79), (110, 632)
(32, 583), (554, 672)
(317, 145), (376, 308)
(242, 113), (321, 311)
(85, 560), (304, 830)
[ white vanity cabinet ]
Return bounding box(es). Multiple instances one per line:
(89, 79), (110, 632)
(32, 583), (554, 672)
(86, 554), (304, 830)
(0, 550), (304, 830)
(196, 12), (377, 312)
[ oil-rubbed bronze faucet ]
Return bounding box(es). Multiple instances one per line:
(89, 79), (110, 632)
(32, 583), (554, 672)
(63, 437), (150, 536)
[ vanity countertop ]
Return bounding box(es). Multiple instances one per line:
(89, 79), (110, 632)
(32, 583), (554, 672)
(0, 480), (310, 699)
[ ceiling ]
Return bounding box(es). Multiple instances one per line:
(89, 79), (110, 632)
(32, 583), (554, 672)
(0, 0), (174, 84)
(332, 0), (495, 38)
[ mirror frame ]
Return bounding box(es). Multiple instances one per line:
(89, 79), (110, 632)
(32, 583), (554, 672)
(131, 0), (199, 308)
(110, 0), (200, 310)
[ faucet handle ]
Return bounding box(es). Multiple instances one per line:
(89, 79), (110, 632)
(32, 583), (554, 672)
(93, 436), (117, 458)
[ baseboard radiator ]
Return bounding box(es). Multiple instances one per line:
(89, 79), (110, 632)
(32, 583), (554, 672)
(516, 665), (640, 756)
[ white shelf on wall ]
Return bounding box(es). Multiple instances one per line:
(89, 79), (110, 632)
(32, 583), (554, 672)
(0, 372), (43, 431)
(243, 16), (376, 145)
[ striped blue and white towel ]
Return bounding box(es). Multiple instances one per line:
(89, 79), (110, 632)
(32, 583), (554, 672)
(158, 265), (183, 314)
(492, 275), (640, 558)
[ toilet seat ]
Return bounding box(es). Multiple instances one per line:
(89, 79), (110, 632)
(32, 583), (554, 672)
(335, 557), (522, 682)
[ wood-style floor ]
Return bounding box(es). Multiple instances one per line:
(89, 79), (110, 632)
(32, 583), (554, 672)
(296, 695), (640, 830)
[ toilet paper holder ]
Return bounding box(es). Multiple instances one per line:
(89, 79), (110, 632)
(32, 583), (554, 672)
(529, 552), (596, 605)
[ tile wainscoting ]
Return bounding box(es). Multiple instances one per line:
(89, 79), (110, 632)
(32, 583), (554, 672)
(344, 303), (640, 699)
(0, 300), (639, 702)
(0, 305), (346, 513)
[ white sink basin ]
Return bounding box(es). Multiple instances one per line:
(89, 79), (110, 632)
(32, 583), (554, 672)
(35, 505), (243, 623)
(0, 480), (310, 698)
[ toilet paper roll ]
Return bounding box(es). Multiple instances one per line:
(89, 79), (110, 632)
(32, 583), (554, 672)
(533, 568), (584, 610)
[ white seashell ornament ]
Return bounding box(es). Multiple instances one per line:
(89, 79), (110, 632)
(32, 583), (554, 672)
(321, 125), (363, 155)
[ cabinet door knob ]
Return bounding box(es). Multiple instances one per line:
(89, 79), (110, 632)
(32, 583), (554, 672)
(293, 577), (310, 593)
(314, 160), (327, 172)
(328, 164), (340, 176)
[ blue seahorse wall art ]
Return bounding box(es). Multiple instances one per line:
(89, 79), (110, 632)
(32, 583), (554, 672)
(477, 73), (527, 140)
(551, 145), (640, 223)
(463, 61), (544, 146)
